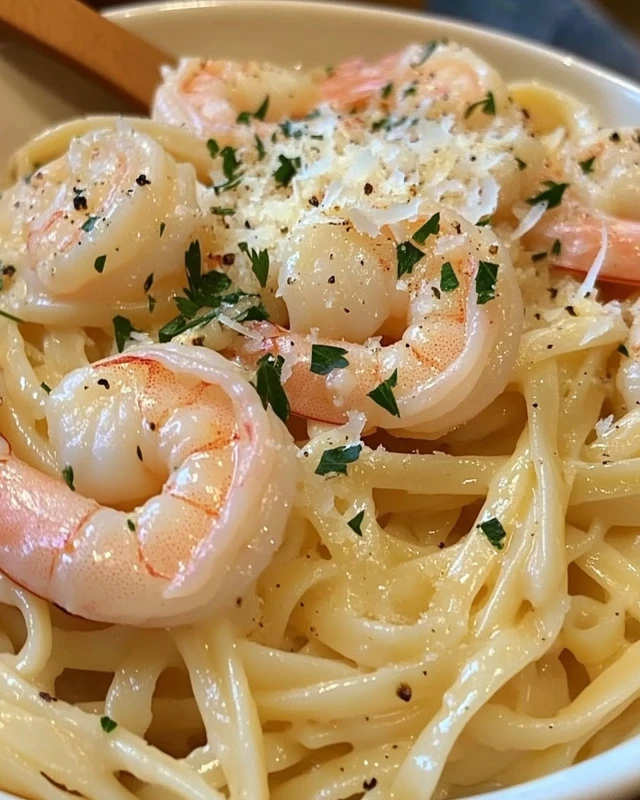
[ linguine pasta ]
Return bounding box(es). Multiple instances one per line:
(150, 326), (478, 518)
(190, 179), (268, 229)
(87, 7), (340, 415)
(0, 41), (640, 800)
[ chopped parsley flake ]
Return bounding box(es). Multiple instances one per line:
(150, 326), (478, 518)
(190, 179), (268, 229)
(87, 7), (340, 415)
(476, 215), (492, 227)
(255, 134), (266, 161)
(100, 716), (118, 733)
(159, 221), (166, 238)
(254, 354), (290, 422)
(367, 369), (400, 417)
(397, 241), (424, 278)
(310, 344), (349, 376)
(464, 91), (496, 119)
(237, 95), (269, 124)
(527, 181), (569, 209)
(279, 120), (304, 139)
(207, 138), (220, 158)
(618, 344), (630, 357)
(412, 212), (440, 245)
(143, 273), (154, 294)
(148, 296), (156, 314)
(211, 206), (235, 216)
(94, 255), (107, 274)
(81, 215), (99, 233)
(62, 465), (75, 492)
(158, 239), (268, 341)
(347, 509), (365, 536)
(440, 261), (459, 292)
(478, 517), (506, 550)
(239, 242), (269, 287)
(551, 239), (562, 256)
(579, 156), (596, 174)
(403, 82), (418, 97)
(532, 252), (547, 262)
(412, 39), (446, 67)
(127, 519), (136, 532)
(214, 146), (243, 194)
(273, 154), (301, 188)
(113, 315), (139, 353)
(41, 382), (51, 395)
(515, 157), (527, 170)
(381, 82), (393, 99)
(476, 261), (499, 305)
(0, 309), (25, 324)
(315, 444), (363, 476)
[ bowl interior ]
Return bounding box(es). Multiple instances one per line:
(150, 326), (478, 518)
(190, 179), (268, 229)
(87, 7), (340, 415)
(1, 2), (640, 800)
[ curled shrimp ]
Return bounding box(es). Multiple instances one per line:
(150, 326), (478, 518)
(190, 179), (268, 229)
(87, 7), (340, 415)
(526, 129), (640, 284)
(0, 344), (296, 627)
(153, 58), (320, 141)
(232, 209), (523, 436)
(320, 42), (512, 123)
(0, 126), (200, 326)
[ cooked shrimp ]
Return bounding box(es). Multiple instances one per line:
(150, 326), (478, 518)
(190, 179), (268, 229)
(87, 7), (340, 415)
(320, 42), (512, 123)
(526, 129), (640, 284)
(0, 344), (297, 627)
(0, 127), (199, 326)
(153, 58), (320, 141)
(233, 210), (523, 436)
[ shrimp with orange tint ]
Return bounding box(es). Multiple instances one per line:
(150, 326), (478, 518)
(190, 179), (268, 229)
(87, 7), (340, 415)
(232, 209), (523, 436)
(153, 58), (321, 142)
(319, 41), (513, 124)
(0, 126), (200, 327)
(0, 344), (296, 626)
(525, 129), (640, 285)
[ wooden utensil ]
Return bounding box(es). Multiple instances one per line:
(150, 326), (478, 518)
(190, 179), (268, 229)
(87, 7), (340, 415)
(0, 0), (176, 112)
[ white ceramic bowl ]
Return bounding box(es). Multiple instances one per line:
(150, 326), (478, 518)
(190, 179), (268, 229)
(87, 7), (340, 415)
(1, 2), (640, 798)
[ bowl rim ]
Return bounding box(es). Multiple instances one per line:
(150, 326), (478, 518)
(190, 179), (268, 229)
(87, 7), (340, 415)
(20, 2), (640, 800)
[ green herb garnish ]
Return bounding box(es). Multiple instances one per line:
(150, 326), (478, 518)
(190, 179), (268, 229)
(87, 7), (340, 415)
(62, 465), (75, 492)
(211, 206), (235, 216)
(478, 517), (506, 550)
(412, 212), (440, 245)
(255, 134), (266, 161)
(254, 354), (290, 422)
(159, 221), (166, 238)
(0, 309), (25, 324)
(532, 252), (547, 262)
(143, 273), (154, 294)
(158, 240), (267, 342)
(579, 156), (596, 174)
(440, 261), (459, 292)
(237, 95), (269, 124)
(113, 315), (139, 353)
(476, 215), (492, 227)
(464, 91), (496, 119)
(412, 39), (446, 67)
(527, 181), (569, 209)
(618, 344), (630, 357)
(367, 369), (400, 417)
(515, 157), (527, 171)
(273, 154), (301, 188)
(81, 216), (98, 233)
(94, 255), (107, 274)
(100, 716), (118, 733)
(347, 510), (365, 536)
(476, 261), (499, 305)
(213, 146), (243, 194)
(310, 344), (349, 376)
(127, 519), (136, 532)
(239, 242), (269, 288)
(148, 296), (156, 314)
(551, 239), (562, 256)
(397, 241), (424, 278)
(207, 138), (220, 158)
(315, 444), (363, 476)
(41, 382), (51, 395)
(381, 82), (393, 99)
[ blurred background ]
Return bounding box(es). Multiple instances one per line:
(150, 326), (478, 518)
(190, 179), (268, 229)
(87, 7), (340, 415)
(88, 0), (640, 79)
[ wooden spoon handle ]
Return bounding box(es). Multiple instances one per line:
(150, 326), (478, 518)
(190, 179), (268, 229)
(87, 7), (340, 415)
(0, 0), (176, 112)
